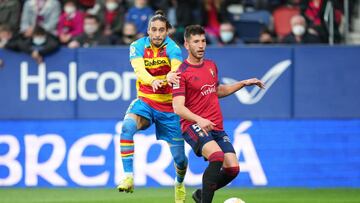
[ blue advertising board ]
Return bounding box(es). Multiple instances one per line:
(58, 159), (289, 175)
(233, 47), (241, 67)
(1, 119), (359, 187)
(1, 46), (360, 119)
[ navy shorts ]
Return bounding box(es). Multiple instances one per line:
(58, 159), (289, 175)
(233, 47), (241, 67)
(182, 123), (235, 157)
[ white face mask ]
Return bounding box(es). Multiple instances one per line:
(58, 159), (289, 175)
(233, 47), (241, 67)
(84, 24), (98, 34)
(33, 36), (46, 45)
(220, 31), (234, 43)
(292, 25), (305, 36)
(106, 2), (118, 11)
(64, 6), (76, 14)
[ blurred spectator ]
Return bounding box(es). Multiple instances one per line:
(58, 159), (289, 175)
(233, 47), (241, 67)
(68, 15), (110, 48)
(116, 22), (139, 45)
(301, 0), (343, 43)
(258, 27), (276, 44)
(201, 0), (226, 44)
(20, 0), (61, 37)
(0, 24), (21, 50)
(218, 21), (243, 45)
(57, 0), (85, 44)
(126, 0), (154, 36)
(173, 0), (202, 44)
(0, 0), (21, 31)
(17, 26), (60, 64)
(97, 0), (125, 38)
(282, 14), (321, 44)
(78, 0), (96, 10)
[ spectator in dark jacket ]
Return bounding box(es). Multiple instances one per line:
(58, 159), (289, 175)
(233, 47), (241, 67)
(18, 26), (60, 63)
(282, 15), (321, 44)
(0, 24), (29, 54)
(97, 0), (126, 43)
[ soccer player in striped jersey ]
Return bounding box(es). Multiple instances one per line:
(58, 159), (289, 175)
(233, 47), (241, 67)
(172, 25), (265, 203)
(117, 10), (187, 203)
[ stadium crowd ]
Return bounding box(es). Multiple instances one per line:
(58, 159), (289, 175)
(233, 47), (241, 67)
(0, 0), (357, 63)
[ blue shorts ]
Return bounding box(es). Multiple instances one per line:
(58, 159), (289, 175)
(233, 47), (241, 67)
(183, 124), (235, 157)
(126, 98), (184, 146)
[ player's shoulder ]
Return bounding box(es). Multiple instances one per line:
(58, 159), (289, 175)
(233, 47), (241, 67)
(164, 37), (181, 51)
(130, 37), (147, 49)
(177, 61), (190, 73)
(204, 59), (216, 65)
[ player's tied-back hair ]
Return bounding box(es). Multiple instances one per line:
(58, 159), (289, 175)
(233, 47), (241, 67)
(148, 10), (172, 30)
(184, 25), (205, 40)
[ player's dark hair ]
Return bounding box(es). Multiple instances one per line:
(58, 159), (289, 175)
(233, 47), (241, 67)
(184, 25), (205, 40)
(148, 10), (172, 30)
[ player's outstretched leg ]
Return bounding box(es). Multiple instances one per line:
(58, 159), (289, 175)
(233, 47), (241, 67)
(117, 117), (137, 193)
(170, 145), (188, 203)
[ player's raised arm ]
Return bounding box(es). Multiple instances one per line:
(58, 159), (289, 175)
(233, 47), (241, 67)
(217, 77), (265, 98)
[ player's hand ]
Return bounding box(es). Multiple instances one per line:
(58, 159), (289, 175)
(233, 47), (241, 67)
(243, 78), (265, 89)
(197, 118), (216, 136)
(151, 79), (165, 92)
(166, 71), (180, 86)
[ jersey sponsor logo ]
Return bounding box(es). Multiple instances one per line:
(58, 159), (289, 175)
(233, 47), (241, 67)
(223, 135), (231, 143)
(200, 83), (217, 96)
(222, 59), (291, 104)
(144, 59), (168, 67)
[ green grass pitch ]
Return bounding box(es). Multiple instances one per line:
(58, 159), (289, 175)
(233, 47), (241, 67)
(1, 187), (359, 203)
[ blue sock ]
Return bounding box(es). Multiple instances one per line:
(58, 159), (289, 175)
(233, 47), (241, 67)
(170, 145), (188, 183)
(120, 117), (137, 174)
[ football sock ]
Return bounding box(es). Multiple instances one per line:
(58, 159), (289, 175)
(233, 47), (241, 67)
(216, 166), (240, 190)
(170, 145), (188, 183)
(202, 151), (224, 203)
(120, 117), (137, 174)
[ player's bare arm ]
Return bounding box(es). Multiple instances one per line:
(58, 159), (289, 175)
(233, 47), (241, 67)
(173, 95), (216, 135)
(217, 77), (265, 98)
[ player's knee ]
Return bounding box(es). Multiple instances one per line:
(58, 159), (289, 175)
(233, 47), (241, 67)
(121, 117), (137, 135)
(208, 151), (224, 163)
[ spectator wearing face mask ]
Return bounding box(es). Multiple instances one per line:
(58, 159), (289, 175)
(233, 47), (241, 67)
(282, 15), (321, 44)
(116, 22), (139, 45)
(218, 22), (243, 46)
(97, 0), (125, 42)
(68, 15), (110, 48)
(57, 0), (85, 44)
(17, 26), (60, 64)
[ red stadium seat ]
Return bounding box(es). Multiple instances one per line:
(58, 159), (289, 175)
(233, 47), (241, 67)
(273, 6), (300, 40)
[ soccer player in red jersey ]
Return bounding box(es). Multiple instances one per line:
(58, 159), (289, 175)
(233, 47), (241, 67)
(172, 25), (265, 203)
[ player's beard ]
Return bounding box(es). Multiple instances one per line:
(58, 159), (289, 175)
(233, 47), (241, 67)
(190, 48), (204, 60)
(151, 37), (164, 47)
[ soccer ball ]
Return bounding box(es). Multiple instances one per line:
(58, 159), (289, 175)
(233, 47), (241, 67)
(224, 197), (246, 203)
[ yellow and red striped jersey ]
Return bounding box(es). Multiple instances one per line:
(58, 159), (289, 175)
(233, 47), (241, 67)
(129, 36), (183, 112)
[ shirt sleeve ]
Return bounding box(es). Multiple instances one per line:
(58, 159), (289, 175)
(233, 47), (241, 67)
(129, 40), (144, 60)
(172, 69), (186, 97)
(129, 40), (155, 85)
(167, 40), (183, 63)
